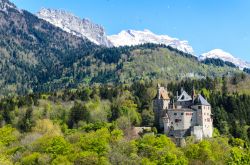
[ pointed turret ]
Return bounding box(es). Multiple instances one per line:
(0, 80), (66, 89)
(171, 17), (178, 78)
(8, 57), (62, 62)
(156, 84), (170, 100)
(153, 84), (171, 129)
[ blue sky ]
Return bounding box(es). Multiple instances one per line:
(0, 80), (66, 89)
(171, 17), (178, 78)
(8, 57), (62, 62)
(12, 0), (250, 61)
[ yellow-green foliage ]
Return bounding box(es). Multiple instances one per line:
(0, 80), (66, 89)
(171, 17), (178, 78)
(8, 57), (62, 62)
(32, 135), (72, 158)
(0, 122), (250, 165)
(1, 82), (250, 164)
(0, 154), (13, 165)
(0, 125), (19, 146)
(78, 128), (111, 156)
(51, 155), (72, 165)
(183, 137), (231, 164)
(21, 152), (42, 165)
(32, 119), (62, 136)
(137, 134), (188, 164)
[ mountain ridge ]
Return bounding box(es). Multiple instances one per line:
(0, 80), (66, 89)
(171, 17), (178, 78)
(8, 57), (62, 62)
(37, 8), (113, 47)
(200, 49), (250, 69)
(108, 29), (194, 54)
(36, 8), (194, 54)
(0, 0), (245, 96)
(36, 7), (250, 68)
(0, 0), (16, 10)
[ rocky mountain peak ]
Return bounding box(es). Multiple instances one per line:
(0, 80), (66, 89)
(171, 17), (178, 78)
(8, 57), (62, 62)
(37, 8), (113, 47)
(108, 29), (194, 54)
(0, 0), (17, 11)
(200, 49), (250, 69)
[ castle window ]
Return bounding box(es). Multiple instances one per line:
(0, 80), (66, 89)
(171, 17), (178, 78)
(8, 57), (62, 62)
(198, 106), (202, 109)
(175, 119), (181, 123)
(181, 113), (183, 115)
(174, 113), (177, 115)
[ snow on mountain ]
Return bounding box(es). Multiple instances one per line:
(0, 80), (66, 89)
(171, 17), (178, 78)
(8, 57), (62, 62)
(37, 9), (194, 54)
(0, 0), (18, 12)
(107, 29), (194, 54)
(199, 49), (250, 69)
(37, 8), (113, 47)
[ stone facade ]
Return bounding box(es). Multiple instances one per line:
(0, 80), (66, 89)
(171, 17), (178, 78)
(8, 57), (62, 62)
(153, 85), (213, 140)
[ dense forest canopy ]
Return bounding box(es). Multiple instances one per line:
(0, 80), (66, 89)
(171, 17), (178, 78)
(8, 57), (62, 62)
(0, 40), (243, 97)
(201, 58), (238, 68)
(1, 77), (250, 164)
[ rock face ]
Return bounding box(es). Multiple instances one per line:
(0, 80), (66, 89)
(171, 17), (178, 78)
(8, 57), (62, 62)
(37, 8), (194, 54)
(37, 8), (113, 47)
(200, 49), (250, 69)
(0, 0), (17, 12)
(108, 29), (194, 54)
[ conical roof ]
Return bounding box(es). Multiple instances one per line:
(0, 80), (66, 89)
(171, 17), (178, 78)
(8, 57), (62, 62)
(155, 85), (170, 100)
(159, 89), (170, 100)
(194, 94), (210, 106)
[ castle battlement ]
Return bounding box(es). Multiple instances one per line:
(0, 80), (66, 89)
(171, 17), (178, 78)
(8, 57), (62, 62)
(153, 85), (213, 140)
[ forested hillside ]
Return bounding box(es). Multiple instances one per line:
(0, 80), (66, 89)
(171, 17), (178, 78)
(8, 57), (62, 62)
(1, 78), (250, 164)
(1, 30), (243, 97)
(0, 6), (97, 95)
(0, 1), (244, 97)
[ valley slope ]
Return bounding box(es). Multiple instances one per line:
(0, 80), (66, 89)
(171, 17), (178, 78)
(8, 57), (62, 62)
(0, 0), (97, 95)
(0, 0), (244, 96)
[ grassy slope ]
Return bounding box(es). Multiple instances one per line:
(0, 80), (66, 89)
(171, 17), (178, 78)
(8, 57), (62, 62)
(120, 48), (241, 83)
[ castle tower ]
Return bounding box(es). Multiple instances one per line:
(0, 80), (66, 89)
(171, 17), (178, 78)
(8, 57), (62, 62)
(193, 94), (213, 138)
(153, 84), (170, 129)
(152, 86), (213, 141)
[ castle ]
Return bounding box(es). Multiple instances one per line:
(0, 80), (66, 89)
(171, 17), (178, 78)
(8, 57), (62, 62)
(153, 84), (213, 140)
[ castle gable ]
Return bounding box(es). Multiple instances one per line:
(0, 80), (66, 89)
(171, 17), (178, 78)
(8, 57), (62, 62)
(155, 85), (170, 100)
(177, 90), (192, 102)
(159, 89), (170, 100)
